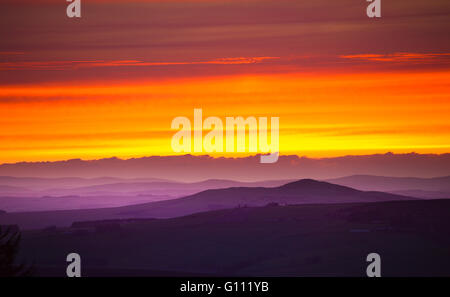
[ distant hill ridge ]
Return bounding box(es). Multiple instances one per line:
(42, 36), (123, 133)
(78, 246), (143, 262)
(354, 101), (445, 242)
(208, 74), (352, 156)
(279, 179), (359, 193)
(1, 153), (450, 181)
(0, 179), (418, 229)
(327, 175), (450, 199)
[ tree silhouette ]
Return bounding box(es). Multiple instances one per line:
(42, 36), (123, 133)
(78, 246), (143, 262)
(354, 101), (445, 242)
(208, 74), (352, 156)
(0, 225), (33, 277)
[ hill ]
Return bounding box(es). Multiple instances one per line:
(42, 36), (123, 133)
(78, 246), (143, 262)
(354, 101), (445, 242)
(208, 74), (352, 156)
(0, 179), (416, 229)
(0, 178), (291, 212)
(327, 175), (450, 199)
(41, 179), (292, 197)
(18, 199), (450, 277)
(1, 153), (450, 181)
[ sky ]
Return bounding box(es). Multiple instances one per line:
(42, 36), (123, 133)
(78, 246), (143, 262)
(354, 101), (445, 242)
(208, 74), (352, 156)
(0, 0), (450, 163)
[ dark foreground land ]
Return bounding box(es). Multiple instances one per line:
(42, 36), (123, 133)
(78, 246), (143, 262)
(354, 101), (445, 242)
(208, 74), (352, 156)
(16, 199), (450, 277)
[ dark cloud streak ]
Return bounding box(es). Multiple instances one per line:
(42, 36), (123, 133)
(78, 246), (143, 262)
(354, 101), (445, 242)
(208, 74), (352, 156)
(1, 0), (449, 84)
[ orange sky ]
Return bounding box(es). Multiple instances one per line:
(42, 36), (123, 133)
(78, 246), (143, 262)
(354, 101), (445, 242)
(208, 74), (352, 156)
(1, 69), (449, 163)
(1, 0), (450, 163)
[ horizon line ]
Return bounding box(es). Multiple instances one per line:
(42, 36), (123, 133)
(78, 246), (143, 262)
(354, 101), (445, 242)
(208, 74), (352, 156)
(2, 151), (450, 166)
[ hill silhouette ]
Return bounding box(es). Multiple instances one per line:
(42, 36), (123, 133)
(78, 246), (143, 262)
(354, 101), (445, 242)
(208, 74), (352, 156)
(18, 199), (450, 277)
(0, 179), (416, 229)
(0, 178), (292, 212)
(327, 175), (450, 199)
(41, 179), (292, 197)
(1, 153), (449, 181)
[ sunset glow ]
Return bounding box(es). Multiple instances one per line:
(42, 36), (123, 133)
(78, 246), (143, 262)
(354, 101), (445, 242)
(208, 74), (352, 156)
(1, 69), (449, 163)
(1, 0), (449, 163)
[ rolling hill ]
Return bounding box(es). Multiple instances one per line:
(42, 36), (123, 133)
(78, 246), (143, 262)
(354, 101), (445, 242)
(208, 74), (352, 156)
(17, 199), (450, 277)
(0, 179), (416, 229)
(327, 175), (450, 199)
(0, 178), (292, 212)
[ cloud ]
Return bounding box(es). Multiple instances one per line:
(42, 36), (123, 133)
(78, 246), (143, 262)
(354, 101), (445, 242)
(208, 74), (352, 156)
(2, 0), (449, 84)
(0, 57), (279, 71)
(340, 53), (450, 63)
(0, 51), (25, 56)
